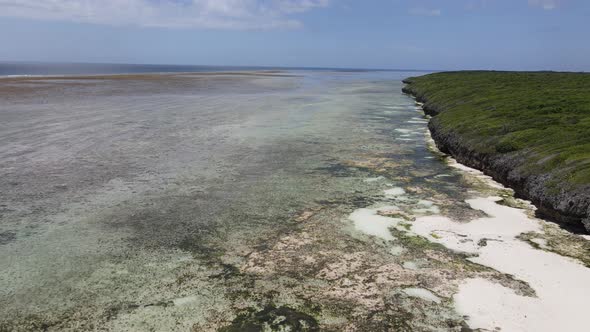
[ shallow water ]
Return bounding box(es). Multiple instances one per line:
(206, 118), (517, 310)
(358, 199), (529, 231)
(0, 71), (588, 331)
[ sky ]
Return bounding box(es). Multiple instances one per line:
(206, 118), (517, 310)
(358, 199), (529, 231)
(0, 0), (588, 71)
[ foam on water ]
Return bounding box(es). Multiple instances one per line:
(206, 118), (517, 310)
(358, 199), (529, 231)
(403, 288), (441, 304)
(389, 246), (405, 256)
(364, 176), (385, 183)
(402, 261), (420, 270)
(417, 200), (435, 207)
(434, 173), (452, 178)
(395, 128), (413, 134)
(173, 296), (199, 306)
(384, 187), (406, 197)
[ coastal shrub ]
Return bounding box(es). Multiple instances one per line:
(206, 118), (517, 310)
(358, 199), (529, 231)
(495, 141), (519, 153)
(405, 71), (590, 187)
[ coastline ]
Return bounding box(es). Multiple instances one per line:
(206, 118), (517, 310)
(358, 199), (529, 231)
(402, 75), (590, 233)
(1, 68), (588, 330)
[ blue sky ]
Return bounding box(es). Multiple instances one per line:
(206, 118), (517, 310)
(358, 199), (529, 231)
(0, 0), (588, 71)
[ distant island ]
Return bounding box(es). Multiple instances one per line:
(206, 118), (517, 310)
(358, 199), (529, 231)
(403, 71), (590, 233)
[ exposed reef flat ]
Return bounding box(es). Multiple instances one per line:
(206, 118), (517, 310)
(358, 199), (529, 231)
(403, 71), (590, 233)
(0, 71), (297, 104)
(1, 71), (588, 331)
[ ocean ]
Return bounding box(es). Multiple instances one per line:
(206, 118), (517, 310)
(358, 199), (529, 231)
(0, 61), (409, 77)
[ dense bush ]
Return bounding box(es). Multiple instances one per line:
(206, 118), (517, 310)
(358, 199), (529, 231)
(404, 71), (590, 186)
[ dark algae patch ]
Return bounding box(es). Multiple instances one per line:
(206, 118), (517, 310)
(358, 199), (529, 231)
(218, 305), (319, 332)
(403, 71), (590, 232)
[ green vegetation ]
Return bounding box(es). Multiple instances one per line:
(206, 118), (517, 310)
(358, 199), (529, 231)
(404, 71), (590, 187)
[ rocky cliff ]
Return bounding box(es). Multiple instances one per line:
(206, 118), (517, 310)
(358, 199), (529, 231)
(403, 76), (590, 233)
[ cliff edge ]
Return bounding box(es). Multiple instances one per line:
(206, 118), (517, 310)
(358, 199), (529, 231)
(403, 71), (590, 233)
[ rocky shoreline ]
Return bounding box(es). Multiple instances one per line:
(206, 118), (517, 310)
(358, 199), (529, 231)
(402, 79), (590, 233)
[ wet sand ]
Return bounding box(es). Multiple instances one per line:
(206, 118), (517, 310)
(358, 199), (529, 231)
(1, 71), (588, 331)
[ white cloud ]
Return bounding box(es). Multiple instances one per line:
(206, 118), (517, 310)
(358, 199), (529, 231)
(409, 7), (441, 17)
(0, 0), (331, 29)
(528, 0), (560, 10)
